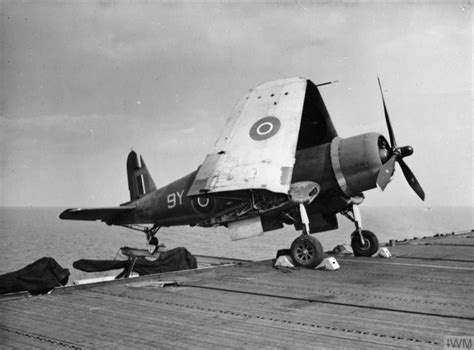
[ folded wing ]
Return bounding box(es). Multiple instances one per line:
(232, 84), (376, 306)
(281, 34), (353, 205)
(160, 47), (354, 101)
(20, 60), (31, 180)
(188, 77), (308, 196)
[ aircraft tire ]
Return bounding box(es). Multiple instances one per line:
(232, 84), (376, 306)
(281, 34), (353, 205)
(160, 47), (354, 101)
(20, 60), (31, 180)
(148, 236), (159, 246)
(290, 235), (324, 268)
(351, 230), (379, 257)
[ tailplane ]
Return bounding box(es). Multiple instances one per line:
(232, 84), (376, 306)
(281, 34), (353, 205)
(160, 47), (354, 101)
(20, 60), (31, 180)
(127, 150), (156, 201)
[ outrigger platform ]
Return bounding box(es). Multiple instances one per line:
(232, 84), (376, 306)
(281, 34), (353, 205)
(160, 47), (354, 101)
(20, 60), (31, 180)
(1, 231), (473, 349)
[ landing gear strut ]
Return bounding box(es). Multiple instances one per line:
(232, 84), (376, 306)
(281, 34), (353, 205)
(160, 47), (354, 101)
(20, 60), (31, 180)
(341, 205), (379, 257)
(144, 224), (161, 254)
(290, 204), (324, 268)
(144, 224), (160, 243)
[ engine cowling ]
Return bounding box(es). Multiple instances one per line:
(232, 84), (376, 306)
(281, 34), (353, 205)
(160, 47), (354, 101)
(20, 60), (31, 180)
(330, 132), (389, 196)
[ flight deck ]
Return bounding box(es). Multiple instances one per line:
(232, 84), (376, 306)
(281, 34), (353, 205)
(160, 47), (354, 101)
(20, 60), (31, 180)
(1, 231), (473, 349)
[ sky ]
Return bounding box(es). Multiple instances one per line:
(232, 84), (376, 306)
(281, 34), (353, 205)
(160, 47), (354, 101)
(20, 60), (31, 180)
(0, 1), (472, 209)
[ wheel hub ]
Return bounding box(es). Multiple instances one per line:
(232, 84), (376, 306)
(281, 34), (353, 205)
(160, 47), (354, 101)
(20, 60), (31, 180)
(296, 243), (314, 262)
(360, 239), (370, 251)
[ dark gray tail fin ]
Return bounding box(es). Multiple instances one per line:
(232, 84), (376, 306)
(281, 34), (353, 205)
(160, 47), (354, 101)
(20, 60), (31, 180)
(127, 150), (156, 201)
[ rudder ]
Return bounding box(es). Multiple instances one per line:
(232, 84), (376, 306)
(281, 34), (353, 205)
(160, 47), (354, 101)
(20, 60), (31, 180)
(127, 150), (156, 201)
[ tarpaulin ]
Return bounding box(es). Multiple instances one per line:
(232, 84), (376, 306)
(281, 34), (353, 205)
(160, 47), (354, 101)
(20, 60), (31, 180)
(73, 247), (197, 276)
(0, 257), (70, 295)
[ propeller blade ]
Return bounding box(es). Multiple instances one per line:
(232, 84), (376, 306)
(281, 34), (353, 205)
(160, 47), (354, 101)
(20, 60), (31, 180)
(377, 76), (397, 147)
(376, 154), (397, 191)
(398, 159), (425, 201)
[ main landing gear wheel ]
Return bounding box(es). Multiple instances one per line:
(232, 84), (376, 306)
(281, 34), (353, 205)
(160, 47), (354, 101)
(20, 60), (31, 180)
(290, 235), (324, 268)
(351, 230), (379, 257)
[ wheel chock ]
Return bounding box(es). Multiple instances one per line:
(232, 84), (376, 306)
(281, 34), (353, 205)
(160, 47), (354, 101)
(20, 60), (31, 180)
(372, 247), (392, 258)
(315, 257), (340, 271)
(274, 255), (295, 268)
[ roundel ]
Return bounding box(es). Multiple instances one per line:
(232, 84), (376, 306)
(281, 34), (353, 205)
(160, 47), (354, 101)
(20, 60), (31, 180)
(249, 116), (281, 141)
(191, 196), (216, 214)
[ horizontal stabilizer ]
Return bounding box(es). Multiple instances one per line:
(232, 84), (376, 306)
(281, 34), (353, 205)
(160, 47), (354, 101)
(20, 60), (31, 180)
(59, 206), (135, 224)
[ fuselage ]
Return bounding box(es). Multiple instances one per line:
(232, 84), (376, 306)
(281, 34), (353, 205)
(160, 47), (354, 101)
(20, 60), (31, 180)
(118, 132), (387, 227)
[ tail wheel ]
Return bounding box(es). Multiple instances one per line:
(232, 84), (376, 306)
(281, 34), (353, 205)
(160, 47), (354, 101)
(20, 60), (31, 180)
(148, 236), (159, 246)
(147, 236), (159, 254)
(351, 230), (379, 257)
(290, 235), (324, 268)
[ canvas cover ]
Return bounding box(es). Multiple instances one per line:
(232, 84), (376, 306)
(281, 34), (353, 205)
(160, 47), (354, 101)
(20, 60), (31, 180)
(73, 247), (197, 276)
(0, 257), (70, 295)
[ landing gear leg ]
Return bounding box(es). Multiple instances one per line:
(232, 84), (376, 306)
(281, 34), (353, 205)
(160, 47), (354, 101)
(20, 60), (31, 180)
(119, 223), (162, 254)
(290, 204), (324, 268)
(299, 203), (310, 236)
(342, 205), (379, 257)
(352, 204), (364, 245)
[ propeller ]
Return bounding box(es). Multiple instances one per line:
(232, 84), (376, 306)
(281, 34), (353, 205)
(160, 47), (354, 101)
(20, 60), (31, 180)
(376, 77), (425, 201)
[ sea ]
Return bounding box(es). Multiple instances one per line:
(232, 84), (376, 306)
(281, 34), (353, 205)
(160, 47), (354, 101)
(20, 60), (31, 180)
(0, 206), (472, 284)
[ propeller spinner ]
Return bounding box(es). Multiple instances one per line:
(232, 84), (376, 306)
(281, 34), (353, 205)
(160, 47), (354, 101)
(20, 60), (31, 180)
(376, 77), (425, 201)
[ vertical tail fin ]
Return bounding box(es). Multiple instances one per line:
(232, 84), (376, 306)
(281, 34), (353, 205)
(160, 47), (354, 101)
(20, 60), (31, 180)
(127, 150), (156, 201)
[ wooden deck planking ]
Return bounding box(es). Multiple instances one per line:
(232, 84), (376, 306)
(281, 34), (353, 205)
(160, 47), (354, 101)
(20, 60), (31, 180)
(2, 294), (196, 349)
(155, 258), (473, 318)
(148, 280), (469, 336)
(187, 276), (473, 319)
(3, 290), (311, 349)
(0, 302), (455, 349)
(75, 291), (290, 349)
(0, 284), (460, 348)
(110, 288), (448, 348)
(73, 277), (460, 346)
(1, 232), (473, 349)
(2, 296), (207, 349)
(81, 288), (414, 349)
(76, 288), (350, 349)
(3, 282), (438, 349)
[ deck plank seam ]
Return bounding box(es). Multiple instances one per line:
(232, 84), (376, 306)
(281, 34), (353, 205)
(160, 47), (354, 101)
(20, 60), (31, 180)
(180, 283), (474, 322)
(0, 326), (85, 349)
(340, 259), (474, 271)
(335, 270), (473, 284)
(394, 256), (474, 263)
(422, 243), (474, 247)
(200, 278), (474, 310)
